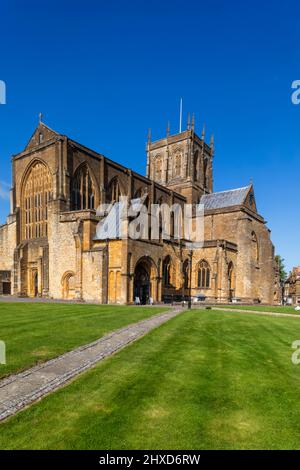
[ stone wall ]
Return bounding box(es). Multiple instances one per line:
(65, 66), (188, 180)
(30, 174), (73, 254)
(203, 208), (275, 303)
(0, 216), (17, 293)
(47, 205), (78, 299)
(82, 249), (105, 302)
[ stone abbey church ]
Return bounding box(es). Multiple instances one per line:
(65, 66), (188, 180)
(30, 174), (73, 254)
(0, 118), (279, 304)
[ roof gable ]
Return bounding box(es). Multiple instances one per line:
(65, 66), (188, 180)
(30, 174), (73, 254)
(25, 122), (60, 150)
(244, 186), (257, 212)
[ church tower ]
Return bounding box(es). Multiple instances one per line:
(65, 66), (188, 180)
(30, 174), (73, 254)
(146, 117), (214, 205)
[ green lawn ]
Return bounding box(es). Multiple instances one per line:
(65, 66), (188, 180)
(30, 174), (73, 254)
(215, 305), (298, 314)
(0, 302), (167, 379)
(1, 309), (300, 449)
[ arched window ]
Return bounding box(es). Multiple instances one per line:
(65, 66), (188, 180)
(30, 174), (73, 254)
(107, 177), (121, 203)
(72, 164), (95, 210)
(22, 161), (53, 240)
(251, 231), (259, 263)
(133, 188), (142, 199)
(174, 154), (181, 177)
(197, 260), (210, 288)
(162, 256), (172, 287)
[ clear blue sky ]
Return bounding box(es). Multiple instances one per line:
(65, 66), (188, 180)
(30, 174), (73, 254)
(0, 0), (299, 272)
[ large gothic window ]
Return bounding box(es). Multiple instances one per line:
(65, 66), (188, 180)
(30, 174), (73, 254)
(197, 260), (210, 288)
(72, 164), (95, 210)
(22, 161), (53, 240)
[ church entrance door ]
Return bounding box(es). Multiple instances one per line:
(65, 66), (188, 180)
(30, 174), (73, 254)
(134, 262), (151, 305)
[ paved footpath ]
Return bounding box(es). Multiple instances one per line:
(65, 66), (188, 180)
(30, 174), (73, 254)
(213, 307), (300, 319)
(0, 307), (184, 422)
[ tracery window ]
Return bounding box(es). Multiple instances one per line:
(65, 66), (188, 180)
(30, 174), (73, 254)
(197, 260), (210, 288)
(107, 177), (121, 203)
(72, 164), (95, 210)
(22, 161), (53, 240)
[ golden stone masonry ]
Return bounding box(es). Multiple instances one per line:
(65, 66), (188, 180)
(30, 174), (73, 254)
(0, 119), (280, 304)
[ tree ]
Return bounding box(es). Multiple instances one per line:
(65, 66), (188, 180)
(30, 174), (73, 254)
(275, 255), (287, 283)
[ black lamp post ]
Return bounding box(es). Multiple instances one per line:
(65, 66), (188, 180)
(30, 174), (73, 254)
(188, 249), (193, 309)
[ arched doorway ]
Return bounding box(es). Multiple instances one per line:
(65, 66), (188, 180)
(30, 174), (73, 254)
(61, 271), (76, 300)
(134, 263), (150, 305)
(133, 257), (156, 305)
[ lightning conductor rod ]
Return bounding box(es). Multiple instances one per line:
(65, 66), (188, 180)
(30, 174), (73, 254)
(179, 98), (183, 133)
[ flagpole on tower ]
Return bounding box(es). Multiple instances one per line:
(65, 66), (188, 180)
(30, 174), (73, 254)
(179, 98), (182, 133)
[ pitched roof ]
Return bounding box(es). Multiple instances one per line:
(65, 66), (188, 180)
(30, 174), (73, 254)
(200, 186), (251, 210)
